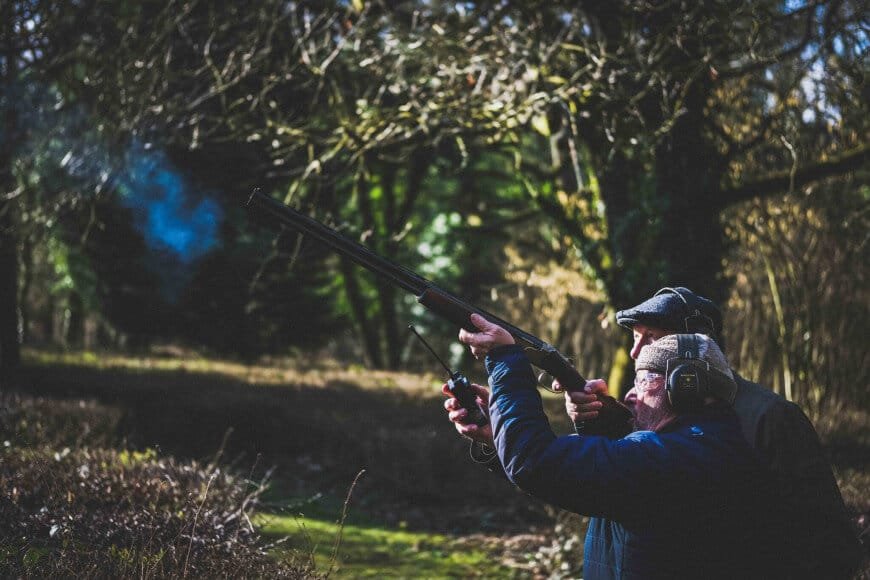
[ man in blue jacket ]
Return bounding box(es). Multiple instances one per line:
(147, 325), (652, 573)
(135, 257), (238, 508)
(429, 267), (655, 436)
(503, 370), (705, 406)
(453, 313), (782, 578)
(568, 288), (862, 578)
(448, 289), (863, 577)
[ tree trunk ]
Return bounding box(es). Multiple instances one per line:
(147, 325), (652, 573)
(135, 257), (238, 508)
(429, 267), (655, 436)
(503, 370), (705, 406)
(376, 167), (401, 368)
(599, 150), (649, 305)
(339, 256), (383, 368)
(66, 291), (84, 348)
(608, 333), (634, 400)
(0, 205), (20, 372)
(0, 3), (21, 376)
(18, 233), (32, 343)
(653, 78), (729, 307)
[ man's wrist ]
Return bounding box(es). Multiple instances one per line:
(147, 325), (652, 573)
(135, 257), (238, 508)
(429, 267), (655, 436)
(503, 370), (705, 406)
(484, 343), (525, 369)
(484, 344), (537, 395)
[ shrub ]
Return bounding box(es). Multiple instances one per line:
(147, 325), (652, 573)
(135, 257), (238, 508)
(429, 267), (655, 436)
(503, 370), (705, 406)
(0, 395), (312, 578)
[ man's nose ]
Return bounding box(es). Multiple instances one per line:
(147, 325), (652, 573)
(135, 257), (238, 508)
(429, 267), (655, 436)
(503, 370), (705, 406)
(630, 337), (647, 360)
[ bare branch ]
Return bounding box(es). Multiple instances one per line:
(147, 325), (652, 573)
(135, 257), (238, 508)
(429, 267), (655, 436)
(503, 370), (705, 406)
(719, 144), (869, 207)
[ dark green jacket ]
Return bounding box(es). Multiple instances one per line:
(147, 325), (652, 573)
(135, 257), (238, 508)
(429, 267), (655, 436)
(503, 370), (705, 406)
(732, 375), (863, 578)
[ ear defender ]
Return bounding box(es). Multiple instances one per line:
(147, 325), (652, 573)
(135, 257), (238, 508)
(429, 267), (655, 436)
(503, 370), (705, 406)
(666, 334), (707, 411)
(665, 334), (737, 411)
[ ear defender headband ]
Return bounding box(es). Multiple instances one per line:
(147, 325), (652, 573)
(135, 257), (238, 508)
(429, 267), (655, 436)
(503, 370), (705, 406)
(665, 334), (738, 411)
(654, 287), (716, 335)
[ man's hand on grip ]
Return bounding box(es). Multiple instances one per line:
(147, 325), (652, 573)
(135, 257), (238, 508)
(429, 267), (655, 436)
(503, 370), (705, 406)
(557, 378), (610, 423)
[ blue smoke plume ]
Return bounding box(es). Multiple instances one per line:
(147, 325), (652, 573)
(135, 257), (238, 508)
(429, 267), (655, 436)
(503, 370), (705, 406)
(120, 144), (222, 262)
(17, 80), (222, 263)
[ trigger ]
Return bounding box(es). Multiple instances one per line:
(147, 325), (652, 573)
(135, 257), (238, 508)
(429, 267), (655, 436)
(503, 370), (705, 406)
(537, 371), (555, 390)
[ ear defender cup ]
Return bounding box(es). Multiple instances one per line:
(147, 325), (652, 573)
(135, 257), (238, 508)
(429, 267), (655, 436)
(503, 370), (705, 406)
(666, 334), (708, 412)
(665, 333), (738, 411)
(667, 362), (707, 411)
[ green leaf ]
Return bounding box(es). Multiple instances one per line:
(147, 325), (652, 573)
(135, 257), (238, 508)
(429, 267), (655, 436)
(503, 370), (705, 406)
(531, 114), (550, 137)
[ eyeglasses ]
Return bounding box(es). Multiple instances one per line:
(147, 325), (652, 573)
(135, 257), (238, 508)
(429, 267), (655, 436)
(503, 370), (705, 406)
(633, 371), (665, 391)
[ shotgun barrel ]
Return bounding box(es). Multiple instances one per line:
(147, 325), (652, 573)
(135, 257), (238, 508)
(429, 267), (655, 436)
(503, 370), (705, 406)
(246, 189), (632, 437)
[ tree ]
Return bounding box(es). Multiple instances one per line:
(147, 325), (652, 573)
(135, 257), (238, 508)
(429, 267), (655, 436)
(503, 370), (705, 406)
(61, 0), (546, 367)
(467, 0), (867, 389)
(0, 1), (97, 370)
(297, 1), (866, 378)
(0, 2), (26, 371)
(8, 0), (863, 381)
(142, 0), (865, 377)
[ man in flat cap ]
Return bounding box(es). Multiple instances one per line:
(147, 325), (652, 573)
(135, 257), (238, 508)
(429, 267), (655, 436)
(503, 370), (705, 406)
(568, 287), (862, 578)
(446, 288), (862, 577)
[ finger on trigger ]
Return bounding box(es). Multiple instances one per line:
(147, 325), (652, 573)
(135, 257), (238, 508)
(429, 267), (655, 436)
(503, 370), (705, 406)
(570, 393), (595, 405)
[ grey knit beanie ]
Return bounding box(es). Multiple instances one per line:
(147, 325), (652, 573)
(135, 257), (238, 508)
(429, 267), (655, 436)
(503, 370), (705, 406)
(636, 334), (734, 381)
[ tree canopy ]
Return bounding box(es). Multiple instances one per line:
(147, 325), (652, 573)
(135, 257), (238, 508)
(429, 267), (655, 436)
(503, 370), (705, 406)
(1, 0), (866, 406)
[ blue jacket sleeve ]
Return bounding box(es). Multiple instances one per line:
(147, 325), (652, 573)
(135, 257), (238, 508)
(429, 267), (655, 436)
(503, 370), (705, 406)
(485, 345), (697, 520)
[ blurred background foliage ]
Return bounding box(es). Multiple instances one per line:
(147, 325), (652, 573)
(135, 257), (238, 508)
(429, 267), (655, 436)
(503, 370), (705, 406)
(1, 0), (867, 413)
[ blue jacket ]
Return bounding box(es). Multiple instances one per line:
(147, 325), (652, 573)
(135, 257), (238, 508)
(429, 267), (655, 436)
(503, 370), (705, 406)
(486, 345), (782, 579)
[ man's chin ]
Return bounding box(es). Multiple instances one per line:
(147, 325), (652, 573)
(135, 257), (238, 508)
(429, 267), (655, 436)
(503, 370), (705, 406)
(632, 413), (657, 432)
(627, 407), (640, 431)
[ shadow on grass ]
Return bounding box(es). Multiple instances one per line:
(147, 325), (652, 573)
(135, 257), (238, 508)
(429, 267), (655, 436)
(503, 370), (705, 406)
(13, 356), (867, 576)
(12, 361), (552, 535)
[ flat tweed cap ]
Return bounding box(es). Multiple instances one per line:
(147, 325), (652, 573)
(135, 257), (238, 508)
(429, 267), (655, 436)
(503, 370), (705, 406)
(616, 287), (722, 336)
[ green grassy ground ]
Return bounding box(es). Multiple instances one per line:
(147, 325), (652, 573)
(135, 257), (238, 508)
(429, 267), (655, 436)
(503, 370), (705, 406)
(11, 349), (869, 578)
(13, 349), (556, 576)
(255, 512), (513, 578)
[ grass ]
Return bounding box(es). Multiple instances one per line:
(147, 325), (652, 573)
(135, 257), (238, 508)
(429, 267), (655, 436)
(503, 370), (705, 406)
(12, 348), (555, 577)
(10, 347), (869, 578)
(22, 348), (436, 392)
(14, 348), (566, 533)
(255, 512), (513, 578)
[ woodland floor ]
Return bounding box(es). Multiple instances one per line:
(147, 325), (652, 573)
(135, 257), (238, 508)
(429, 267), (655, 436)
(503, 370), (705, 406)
(8, 349), (869, 577)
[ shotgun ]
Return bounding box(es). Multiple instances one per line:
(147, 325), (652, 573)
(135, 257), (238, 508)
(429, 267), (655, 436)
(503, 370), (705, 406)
(246, 189), (632, 438)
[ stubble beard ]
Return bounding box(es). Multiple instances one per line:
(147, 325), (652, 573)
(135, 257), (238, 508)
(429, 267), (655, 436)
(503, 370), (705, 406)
(632, 395), (673, 432)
